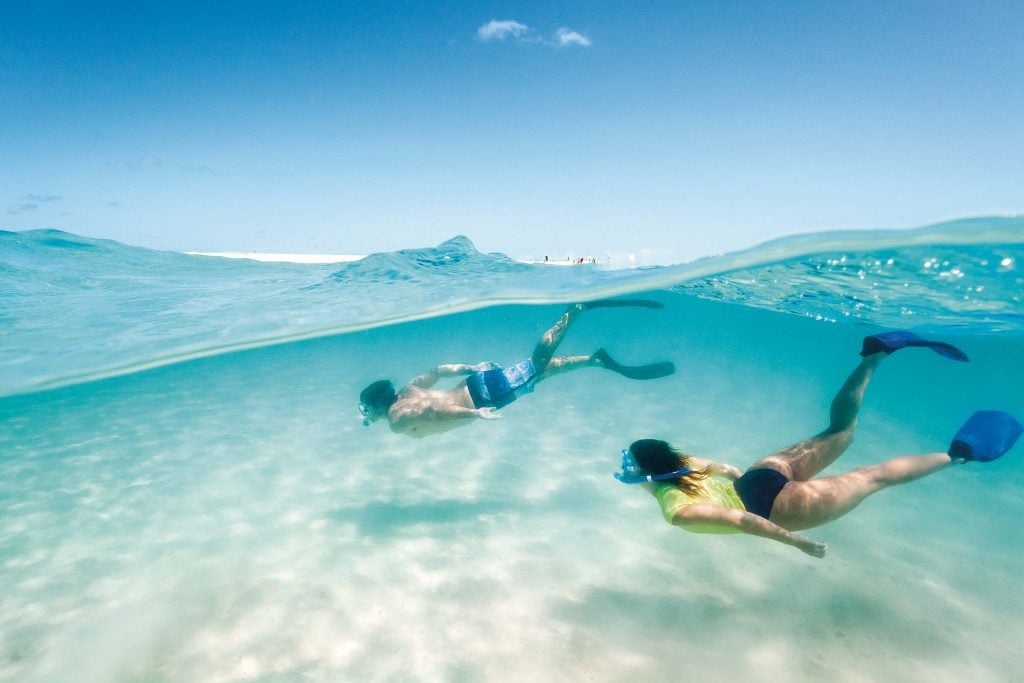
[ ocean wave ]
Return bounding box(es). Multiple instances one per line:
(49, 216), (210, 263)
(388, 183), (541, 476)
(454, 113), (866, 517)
(1, 217), (1021, 398)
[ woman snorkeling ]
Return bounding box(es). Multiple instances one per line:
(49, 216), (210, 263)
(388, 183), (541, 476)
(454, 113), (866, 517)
(616, 331), (1022, 558)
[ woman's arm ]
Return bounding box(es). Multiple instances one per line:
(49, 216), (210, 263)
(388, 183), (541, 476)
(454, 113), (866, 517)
(687, 457), (743, 481)
(672, 504), (827, 558)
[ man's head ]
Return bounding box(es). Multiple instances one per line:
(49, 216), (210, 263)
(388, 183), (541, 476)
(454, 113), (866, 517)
(359, 380), (397, 426)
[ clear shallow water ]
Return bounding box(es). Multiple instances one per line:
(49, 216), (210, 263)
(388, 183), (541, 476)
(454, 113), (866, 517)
(1, 219), (1023, 682)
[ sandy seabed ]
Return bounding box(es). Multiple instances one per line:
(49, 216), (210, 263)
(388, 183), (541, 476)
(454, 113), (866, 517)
(2, 299), (1022, 682)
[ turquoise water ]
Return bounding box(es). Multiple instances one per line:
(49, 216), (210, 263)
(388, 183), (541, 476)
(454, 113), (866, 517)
(1, 219), (1023, 681)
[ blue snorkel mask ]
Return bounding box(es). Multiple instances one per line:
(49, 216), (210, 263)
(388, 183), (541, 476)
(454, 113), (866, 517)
(614, 449), (692, 484)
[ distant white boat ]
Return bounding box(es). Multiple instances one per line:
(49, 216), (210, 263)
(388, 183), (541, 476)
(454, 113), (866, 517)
(518, 257), (601, 266)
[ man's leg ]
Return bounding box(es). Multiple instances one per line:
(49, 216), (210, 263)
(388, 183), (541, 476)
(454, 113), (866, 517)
(531, 304), (587, 372)
(537, 354), (598, 380)
(530, 300), (673, 380)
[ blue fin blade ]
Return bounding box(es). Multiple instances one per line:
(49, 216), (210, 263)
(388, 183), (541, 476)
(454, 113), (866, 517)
(949, 410), (1024, 462)
(861, 331), (969, 362)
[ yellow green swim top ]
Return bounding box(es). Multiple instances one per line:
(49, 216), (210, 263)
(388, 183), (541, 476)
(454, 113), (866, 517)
(655, 478), (746, 534)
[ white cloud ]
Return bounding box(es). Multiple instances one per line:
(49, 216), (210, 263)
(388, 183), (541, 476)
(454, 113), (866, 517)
(477, 19), (529, 42)
(555, 27), (591, 47)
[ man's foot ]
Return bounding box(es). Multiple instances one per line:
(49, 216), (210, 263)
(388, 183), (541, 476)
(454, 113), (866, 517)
(593, 348), (675, 380)
(860, 330), (969, 362)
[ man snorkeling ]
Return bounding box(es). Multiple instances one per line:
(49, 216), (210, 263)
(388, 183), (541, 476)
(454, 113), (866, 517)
(359, 300), (676, 437)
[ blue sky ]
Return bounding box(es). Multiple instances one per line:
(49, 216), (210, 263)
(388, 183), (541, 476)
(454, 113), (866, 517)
(2, 1), (1022, 261)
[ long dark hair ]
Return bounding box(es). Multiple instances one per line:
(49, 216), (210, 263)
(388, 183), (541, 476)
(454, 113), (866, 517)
(629, 439), (709, 495)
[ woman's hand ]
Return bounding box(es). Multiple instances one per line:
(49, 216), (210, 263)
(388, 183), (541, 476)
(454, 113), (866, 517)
(723, 465), (743, 480)
(793, 534), (828, 558)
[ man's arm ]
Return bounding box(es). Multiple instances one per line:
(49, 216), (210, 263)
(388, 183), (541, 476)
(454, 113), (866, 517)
(390, 404), (501, 433)
(672, 504), (827, 558)
(406, 362), (499, 389)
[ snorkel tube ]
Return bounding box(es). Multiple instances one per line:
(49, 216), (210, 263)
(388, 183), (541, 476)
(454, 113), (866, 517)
(613, 449), (692, 484)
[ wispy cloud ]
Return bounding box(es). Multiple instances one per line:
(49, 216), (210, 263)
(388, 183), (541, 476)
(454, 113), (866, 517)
(21, 193), (62, 203)
(555, 27), (591, 47)
(475, 20), (591, 48)
(111, 155), (164, 172)
(477, 19), (530, 42)
(181, 164), (224, 177)
(7, 192), (63, 214)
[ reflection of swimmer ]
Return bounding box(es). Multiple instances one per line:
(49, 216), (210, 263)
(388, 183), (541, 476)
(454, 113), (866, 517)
(359, 300), (676, 438)
(616, 331), (1022, 558)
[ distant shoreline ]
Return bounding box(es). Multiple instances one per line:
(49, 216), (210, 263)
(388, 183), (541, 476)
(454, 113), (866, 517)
(187, 251), (602, 266)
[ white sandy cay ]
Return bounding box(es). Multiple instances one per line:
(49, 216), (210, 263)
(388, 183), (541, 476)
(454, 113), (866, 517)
(187, 251), (365, 264)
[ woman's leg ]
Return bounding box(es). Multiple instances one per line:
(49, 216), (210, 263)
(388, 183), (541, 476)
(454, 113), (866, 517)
(749, 353), (886, 481)
(769, 451), (955, 531)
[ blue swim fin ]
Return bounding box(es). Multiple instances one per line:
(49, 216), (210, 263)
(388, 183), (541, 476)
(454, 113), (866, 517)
(948, 410), (1023, 462)
(860, 330), (969, 362)
(594, 348), (675, 380)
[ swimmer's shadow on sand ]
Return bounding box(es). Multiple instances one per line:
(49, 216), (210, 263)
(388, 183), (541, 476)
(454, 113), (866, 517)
(549, 583), (966, 667)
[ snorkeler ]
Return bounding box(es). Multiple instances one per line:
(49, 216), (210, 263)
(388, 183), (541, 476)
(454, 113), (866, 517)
(359, 300), (676, 437)
(615, 330), (1023, 558)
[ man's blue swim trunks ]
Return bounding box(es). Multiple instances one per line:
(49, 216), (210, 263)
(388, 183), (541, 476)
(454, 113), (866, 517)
(466, 359), (538, 409)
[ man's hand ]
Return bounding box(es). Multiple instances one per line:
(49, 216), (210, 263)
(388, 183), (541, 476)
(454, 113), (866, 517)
(473, 361), (501, 372)
(476, 407), (502, 420)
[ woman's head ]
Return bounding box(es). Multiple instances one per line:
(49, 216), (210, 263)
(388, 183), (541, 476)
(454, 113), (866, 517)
(627, 439), (708, 492)
(629, 439), (680, 473)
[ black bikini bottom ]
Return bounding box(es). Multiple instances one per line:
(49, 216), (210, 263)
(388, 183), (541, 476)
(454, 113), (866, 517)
(733, 468), (790, 520)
